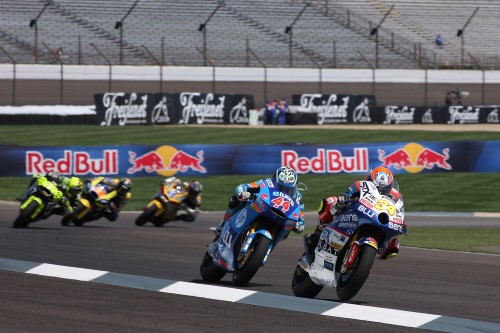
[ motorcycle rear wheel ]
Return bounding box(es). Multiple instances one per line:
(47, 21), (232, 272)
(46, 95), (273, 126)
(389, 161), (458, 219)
(200, 251), (226, 283)
(135, 205), (157, 226)
(291, 260), (323, 298)
(13, 201), (38, 228)
(336, 244), (377, 301)
(232, 235), (271, 287)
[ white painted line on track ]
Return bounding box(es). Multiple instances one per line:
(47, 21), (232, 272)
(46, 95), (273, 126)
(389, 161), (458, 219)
(1, 257), (499, 333)
(160, 281), (257, 302)
(26, 263), (108, 281)
(322, 303), (440, 327)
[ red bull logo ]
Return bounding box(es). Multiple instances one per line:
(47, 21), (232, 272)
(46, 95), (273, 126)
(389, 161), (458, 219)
(26, 150), (118, 175)
(128, 151), (165, 173)
(378, 143), (451, 173)
(168, 150), (206, 173)
(127, 145), (206, 176)
(283, 148), (369, 173)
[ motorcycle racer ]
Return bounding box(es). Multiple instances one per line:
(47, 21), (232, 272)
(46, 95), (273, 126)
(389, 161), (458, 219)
(163, 177), (203, 222)
(305, 166), (406, 262)
(85, 177), (133, 221)
(17, 172), (82, 216)
(213, 166), (305, 236)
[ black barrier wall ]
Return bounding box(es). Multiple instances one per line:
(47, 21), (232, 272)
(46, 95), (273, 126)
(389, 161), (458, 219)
(1, 92), (498, 125)
(94, 92), (254, 126)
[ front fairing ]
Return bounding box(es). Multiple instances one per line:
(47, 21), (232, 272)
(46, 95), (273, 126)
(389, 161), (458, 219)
(209, 184), (301, 272)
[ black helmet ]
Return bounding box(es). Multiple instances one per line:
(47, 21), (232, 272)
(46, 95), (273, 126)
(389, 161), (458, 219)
(188, 181), (202, 200)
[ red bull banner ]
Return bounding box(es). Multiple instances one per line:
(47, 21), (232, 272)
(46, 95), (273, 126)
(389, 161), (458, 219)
(1, 141), (499, 177)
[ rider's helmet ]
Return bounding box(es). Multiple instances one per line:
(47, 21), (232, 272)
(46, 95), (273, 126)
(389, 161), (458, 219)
(188, 181), (203, 200)
(366, 166), (394, 194)
(274, 166), (298, 197)
(67, 177), (83, 197)
(118, 178), (133, 195)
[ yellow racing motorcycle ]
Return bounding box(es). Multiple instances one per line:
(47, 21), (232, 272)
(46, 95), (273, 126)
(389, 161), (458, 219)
(62, 177), (122, 226)
(135, 177), (190, 227)
(13, 176), (65, 228)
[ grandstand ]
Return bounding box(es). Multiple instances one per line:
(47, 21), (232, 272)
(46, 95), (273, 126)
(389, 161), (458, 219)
(0, 0), (498, 69)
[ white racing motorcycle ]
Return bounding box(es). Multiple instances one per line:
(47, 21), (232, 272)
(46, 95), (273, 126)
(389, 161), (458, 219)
(291, 181), (406, 301)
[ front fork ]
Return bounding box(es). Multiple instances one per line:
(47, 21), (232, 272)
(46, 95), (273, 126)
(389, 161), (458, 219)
(237, 224), (276, 266)
(341, 236), (378, 273)
(20, 196), (44, 219)
(146, 198), (165, 216)
(75, 198), (92, 220)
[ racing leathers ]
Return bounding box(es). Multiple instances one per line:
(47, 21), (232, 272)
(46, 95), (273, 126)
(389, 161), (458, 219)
(162, 177), (203, 222)
(305, 180), (406, 262)
(17, 173), (79, 216)
(87, 177), (132, 221)
(213, 178), (305, 235)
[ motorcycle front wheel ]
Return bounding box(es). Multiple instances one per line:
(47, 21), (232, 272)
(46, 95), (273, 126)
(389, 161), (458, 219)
(13, 201), (38, 228)
(232, 235), (271, 287)
(135, 205), (157, 226)
(200, 251), (226, 283)
(336, 244), (377, 301)
(72, 204), (89, 227)
(291, 260), (323, 298)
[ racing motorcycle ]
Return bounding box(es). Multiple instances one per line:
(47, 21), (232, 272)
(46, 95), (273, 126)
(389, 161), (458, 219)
(13, 176), (65, 228)
(135, 178), (189, 227)
(291, 181), (406, 301)
(200, 184), (303, 287)
(62, 177), (116, 227)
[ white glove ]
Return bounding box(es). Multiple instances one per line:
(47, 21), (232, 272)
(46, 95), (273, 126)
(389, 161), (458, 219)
(238, 191), (251, 201)
(293, 222), (304, 234)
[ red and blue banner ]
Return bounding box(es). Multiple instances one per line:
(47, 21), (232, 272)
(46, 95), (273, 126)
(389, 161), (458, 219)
(1, 141), (498, 177)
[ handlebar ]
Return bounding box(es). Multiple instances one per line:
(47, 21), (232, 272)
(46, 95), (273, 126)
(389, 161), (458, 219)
(247, 187), (260, 194)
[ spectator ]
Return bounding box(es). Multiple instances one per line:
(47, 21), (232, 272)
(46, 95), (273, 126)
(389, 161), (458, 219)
(435, 35), (444, 48)
(278, 98), (289, 125)
(273, 99), (280, 125)
(263, 100), (276, 125)
(445, 91), (452, 106)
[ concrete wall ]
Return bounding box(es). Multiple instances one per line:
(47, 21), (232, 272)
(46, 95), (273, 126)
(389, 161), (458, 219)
(1, 65), (498, 107)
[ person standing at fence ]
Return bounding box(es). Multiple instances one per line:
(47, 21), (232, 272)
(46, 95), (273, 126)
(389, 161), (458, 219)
(277, 98), (289, 125)
(263, 100), (276, 125)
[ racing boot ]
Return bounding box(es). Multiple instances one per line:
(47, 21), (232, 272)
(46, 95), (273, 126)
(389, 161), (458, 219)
(304, 227), (321, 264)
(211, 195), (241, 236)
(379, 238), (400, 260)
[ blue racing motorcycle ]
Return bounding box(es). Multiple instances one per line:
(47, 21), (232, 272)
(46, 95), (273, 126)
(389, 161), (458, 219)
(200, 184), (303, 287)
(291, 181), (407, 301)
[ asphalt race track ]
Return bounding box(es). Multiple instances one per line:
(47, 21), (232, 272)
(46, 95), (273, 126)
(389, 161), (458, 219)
(0, 201), (499, 333)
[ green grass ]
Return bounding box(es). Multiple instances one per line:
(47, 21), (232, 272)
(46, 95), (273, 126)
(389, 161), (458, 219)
(1, 125), (500, 145)
(2, 125), (500, 254)
(399, 228), (500, 254)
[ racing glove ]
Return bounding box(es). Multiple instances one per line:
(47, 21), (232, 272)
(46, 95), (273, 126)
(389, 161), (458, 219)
(238, 191), (251, 201)
(293, 221), (305, 234)
(334, 195), (347, 210)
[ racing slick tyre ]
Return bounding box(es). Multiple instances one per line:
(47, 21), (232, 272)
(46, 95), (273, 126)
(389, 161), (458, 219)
(336, 244), (377, 301)
(232, 235), (272, 287)
(135, 205), (157, 226)
(13, 201), (38, 228)
(61, 214), (72, 226)
(200, 251), (226, 283)
(291, 261), (323, 299)
(71, 204), (88, 227)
